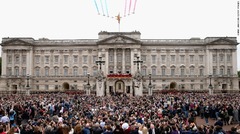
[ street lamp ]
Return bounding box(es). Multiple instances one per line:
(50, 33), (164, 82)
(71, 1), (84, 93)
(209, 74), (213, 95)
(26, 74), (30, 95)
(86, 73), (91, 95)
(148, 73), (153, 96)
(95, 56), (105, 71)
(133, 56), (143, 71)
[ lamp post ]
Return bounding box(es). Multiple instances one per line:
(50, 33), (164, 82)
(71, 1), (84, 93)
(86, 73), (91, 95)
(95, 56), (105, 71)
(133, 56), (143, 71)
(26, 74), (30, 95)
(148, 73), (153, 96)
(209, 74), (213, 95)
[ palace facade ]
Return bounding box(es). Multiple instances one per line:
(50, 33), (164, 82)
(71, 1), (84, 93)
(0, 31), (239, 96)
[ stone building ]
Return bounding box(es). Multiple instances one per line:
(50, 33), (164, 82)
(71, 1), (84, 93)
(0, 31), (239, 96)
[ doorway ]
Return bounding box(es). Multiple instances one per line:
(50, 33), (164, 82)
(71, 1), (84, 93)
(115, 80), (125, 94)
(62, 82), (70, 90)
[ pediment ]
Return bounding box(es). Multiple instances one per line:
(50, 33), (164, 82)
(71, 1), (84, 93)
(208, 38), (237, 45)
(2, 38), (33, 46)
(97, 35), (141, 44)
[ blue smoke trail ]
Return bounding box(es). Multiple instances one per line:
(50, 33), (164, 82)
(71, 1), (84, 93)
(93, 0), (100, 15)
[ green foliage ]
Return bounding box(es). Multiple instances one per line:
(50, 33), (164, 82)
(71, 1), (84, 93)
(238, 71), (240, 78)
(0, 57), (1, 75)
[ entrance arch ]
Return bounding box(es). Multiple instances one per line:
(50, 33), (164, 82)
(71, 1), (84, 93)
(170, 82), (177, 89)
(62, 82), (70, 90)
(115, 80), (125, 94)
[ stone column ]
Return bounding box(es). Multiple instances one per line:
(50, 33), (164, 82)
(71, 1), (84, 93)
(206, 49), (212, 75)
(131, 49), (135, 73)
(232, 50), (237, 76)
(11, 52), (14, 76)
(114, 49), (117, 73)
(1, 50), (7, 76)
(105, 49), (109, 74)
(122, 49), (125, 73)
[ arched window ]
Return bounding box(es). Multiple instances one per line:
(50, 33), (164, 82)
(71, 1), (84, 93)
(151, 66), (157, 75)
(63, 66), (69, 76)
(189, 66), (195, 76)
(54, 67), (59, 76)
(161, 66), (166, 76)
(14, 67), (19, 76)
(73, 67), (78, 76)
(45, 67), (49, 76)
(82, 67), (88, 76)
(180, 65), (185, 76)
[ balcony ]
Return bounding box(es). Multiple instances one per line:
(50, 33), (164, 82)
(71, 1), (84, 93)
(107, 73), (132, 78)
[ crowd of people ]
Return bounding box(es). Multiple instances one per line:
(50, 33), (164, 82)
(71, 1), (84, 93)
(0, 92), (240, 134)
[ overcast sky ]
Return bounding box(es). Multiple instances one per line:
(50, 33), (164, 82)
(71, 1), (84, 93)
(0, 0), (239, 70)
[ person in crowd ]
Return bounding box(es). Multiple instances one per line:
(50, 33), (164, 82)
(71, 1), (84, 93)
(0, 92), (239, 134)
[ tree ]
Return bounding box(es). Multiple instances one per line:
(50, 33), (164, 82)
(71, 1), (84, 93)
(238, 70), (240, 78)
(0, 57), (1, 75)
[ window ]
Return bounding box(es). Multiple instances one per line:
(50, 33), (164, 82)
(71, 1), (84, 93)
(93, 69), (98, 76)
(7, 56), (12, 64)
(191, 84), (194, 89)
(54, 67), (59, 76)
(227, 54), (232, 62)
(180, 55), (185, 63)
(152, 55), (156, 64)
(35, 56), (40, 64)
(109, 55), (113, 62)
(73, 67), (78, 76)
(220, 54), (224, 62)
(22, 55), (26, 64)
(7, 68), (12, 76)
(152, 68), (156, 75)
(54, 56), (59, 63)
(190, 55), (194, 63)
(117, 54), (122, 62)
(22, 68), (26, 76)
(200, 84), (203, 89)
(55, 85), (58, 90)
(15, 55), (20, 64)
(213, 68), (217, 75)
(45, 85), (49, 90)
(64, 67), (68, 76)
(171, 55), (175, 62)
(92, 56), (97, 63)
(180, 68), (185, 76)
(126, 55), (130, 62)
(45, 56), (49, 64)
(171, 68), (175, 76)
(199, 68), (204, 76)
(190, 68), (194, 75)
(141, 55), (146, 62)
(36, 85), (39, 90)
(35, 68), (40, 76)
(14, 67), (19, 76)
(213, 54), (217, 63)
(162, 68), (166, 76)
(199, 55), (203, 63)
(227, 67), (231, 75)
(83, 56), (88, 64)
(83, 68), (88, 76)
(45, 67), (49, 76)
(220, 68), (224, 75)
(161, 55), (166, 63)
(141, 68), (146, 76)
(73, 55), (78, 63)
(64, 55), (68, 64)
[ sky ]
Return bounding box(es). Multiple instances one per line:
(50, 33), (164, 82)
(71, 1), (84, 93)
(0, 0), (239, 70)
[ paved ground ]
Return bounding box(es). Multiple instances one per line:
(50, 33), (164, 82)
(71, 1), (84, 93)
(195, 117), (237, 131)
